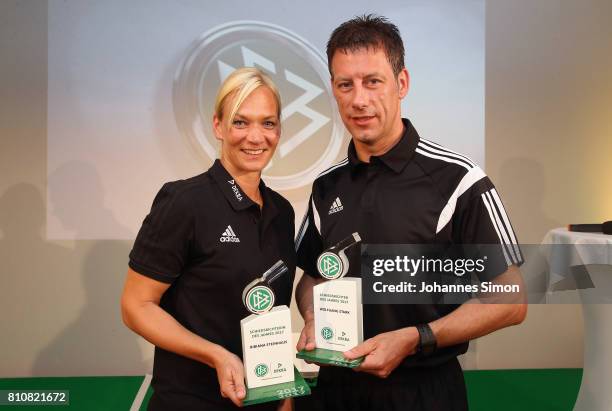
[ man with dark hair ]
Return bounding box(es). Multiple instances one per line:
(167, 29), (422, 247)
(326, 14), (405, 77)
(295, 14), (526, 411)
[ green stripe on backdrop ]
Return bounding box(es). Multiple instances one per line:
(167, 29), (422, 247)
(465, 369), (582, 411)
(0, 376), (143, 410)
(0, 369), (582, 410)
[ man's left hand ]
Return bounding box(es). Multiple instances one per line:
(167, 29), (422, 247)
(343, 327), (419, 378)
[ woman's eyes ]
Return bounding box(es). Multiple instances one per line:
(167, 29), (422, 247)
(233, 119), (277, 128)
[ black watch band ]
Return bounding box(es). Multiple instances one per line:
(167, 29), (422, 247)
(416, 323), (437, 356)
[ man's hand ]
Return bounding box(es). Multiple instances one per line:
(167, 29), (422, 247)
(296, 318), (316, 352)
(214, 349), (246, 407)
(343, 327), (419, 378)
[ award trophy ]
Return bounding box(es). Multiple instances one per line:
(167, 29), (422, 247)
(296, 233), (365, 367)
(240, 260), (310, 406)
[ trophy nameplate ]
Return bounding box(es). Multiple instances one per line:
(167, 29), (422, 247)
(241, 260), (311, 405)
(297, 234), (365, 367)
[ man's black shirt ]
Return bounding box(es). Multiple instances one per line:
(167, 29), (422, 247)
(295, 118), (522, 368)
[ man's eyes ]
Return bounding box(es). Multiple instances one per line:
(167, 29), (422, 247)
(336, 79), (381, 89)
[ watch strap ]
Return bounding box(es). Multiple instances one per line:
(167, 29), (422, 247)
(416, 323), (437, 356)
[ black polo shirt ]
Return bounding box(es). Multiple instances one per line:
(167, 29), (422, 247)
(295, 118), (522, 369)
(129, 159), (296, 402)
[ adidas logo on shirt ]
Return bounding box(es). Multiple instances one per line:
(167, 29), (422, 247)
(328, 197), (344, 214)
(220, 225), (240, 243)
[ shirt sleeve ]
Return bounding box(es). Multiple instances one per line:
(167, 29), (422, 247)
(129, 182), (194, 283)
(295, 193), (324, 278)
(452, 176), (523, 281)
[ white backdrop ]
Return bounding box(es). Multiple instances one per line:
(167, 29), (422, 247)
(47, 0), (484, 239)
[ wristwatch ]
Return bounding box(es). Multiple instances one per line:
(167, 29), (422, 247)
(416, 323), (437, 356)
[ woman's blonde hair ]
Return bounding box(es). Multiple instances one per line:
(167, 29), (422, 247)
(213, 67), (281, 125)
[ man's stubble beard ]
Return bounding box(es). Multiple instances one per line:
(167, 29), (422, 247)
(353, 131), (380, 146)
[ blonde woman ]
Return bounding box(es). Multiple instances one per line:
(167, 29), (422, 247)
(121, 68), (295, 410)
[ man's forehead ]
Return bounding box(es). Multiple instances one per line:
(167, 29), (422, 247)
(330, 47), (392, 77)
(332, 45), (387, 60)
(336, 43), (383, 56)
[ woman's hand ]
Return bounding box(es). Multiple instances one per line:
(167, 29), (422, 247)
(214, 349), (247, 407)
(122, 269), (248, 405)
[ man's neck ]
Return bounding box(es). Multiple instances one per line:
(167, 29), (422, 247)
(354, 118), (405, 163)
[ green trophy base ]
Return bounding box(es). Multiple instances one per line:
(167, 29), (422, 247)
(296, 348), (364, 368)
(243, 367), (311, 406)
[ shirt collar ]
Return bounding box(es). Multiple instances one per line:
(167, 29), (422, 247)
(209, 160), (278, 220)
(347, 118), (420, 174)
(209, 159), (256, 211)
